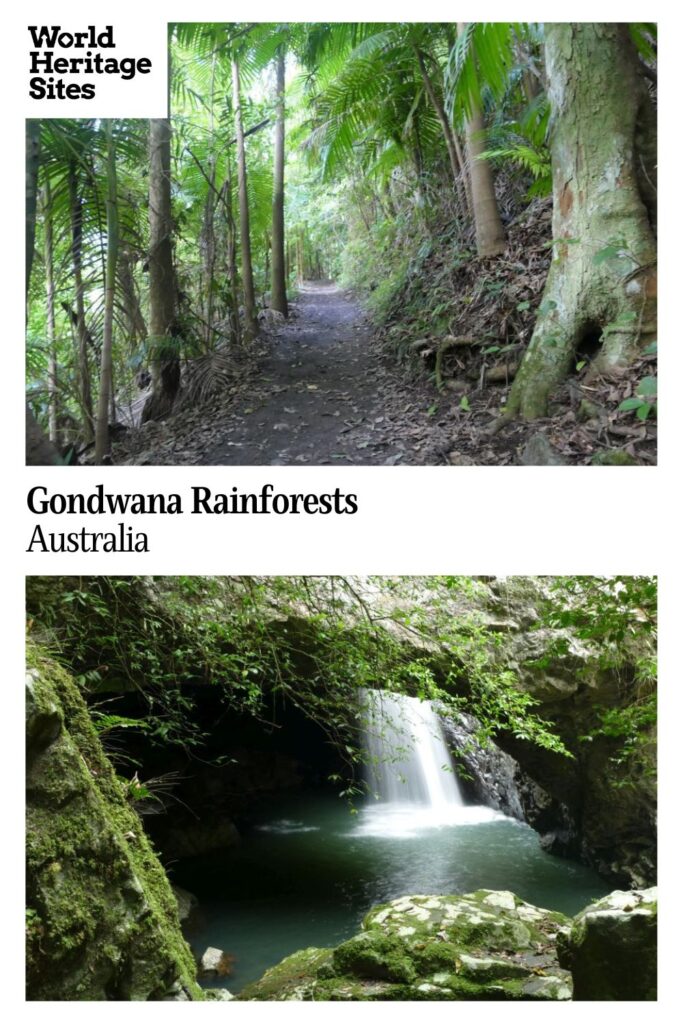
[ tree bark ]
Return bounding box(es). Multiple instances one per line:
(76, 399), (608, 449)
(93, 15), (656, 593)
(118, 249), (147, 345)
(223, 151), (242, 346)
(41, 183), (59, 443)
(457, 23), (506, 257)
(232, 56), (258, 340)
(142, 118), (180, 422)
(95, 120), (119, 463)
(26, 121), (62, 466)
(506, 23), (657, 419)
(68, 163), (95, 440)
(270, 47), (288, 316)
(26, 121), (41, 298)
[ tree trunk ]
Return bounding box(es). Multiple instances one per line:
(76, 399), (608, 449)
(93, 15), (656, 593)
(457, 23), (506, 257)
(465, 104), (506, 256)
(413, 46), (471, 219)
(200, 172), (217, 350)
(232, 56), (258, 340)
(506, 23), (657, 419)
(142, 118), (180, 422)
(118, 249), (147, 345)
(68, 164), (95, 440)
(26, 121), (41, 298)
(95, 120), (119, 463)
(270, 47), (288, 316)
(26, 121), (62, 466)
(42, 183), (59, 443)
(223, 151), (242, 346)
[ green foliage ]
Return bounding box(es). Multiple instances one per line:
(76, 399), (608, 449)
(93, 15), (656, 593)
(534, 577), (657, 779)
(619, 375), (657, 421)
(28, 576), (585, 795)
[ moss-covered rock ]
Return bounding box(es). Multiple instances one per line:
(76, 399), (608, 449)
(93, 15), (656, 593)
(26, 647), (203, 1001)
(557, 888), (657, 1000)
(239, 891), (572, 1001)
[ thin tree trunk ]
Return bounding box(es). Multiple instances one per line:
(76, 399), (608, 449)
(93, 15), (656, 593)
(26, 121), (62, 465)
(201, 178), (217, 350)
(507, 24), (657, 419)
(142, 118), (180, 422)
(413, 46), (471, 219)
(42, 183), (59, 443)
(68, 163), (95, 440)
(465, 103), (506, 256)
(118, 249), (147, 344)
(232, 56), (258, 340)
(457, 23), (506, 257)
(270, 47), (288, 316)
(26, 121), (41, 298)
(223, 150), (242, 346)
(95, 120), (119, 463)
(202, 54), (218, 350)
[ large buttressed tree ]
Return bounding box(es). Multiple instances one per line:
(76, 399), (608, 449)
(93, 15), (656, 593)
(507, 23), (657, 419)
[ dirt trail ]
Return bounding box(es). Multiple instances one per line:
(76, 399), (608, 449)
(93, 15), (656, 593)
(192, 282), (448, 466)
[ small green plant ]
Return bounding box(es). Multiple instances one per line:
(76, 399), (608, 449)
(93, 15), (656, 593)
(618, 375), (657, 420)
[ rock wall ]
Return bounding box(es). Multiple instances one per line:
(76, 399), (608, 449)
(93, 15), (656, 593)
(454, 579), (657, 888)
(25, 648), (202, 1001)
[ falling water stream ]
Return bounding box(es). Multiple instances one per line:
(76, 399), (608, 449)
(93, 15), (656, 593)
(357, 689), (501, 837)
(175, 692), (611, 991)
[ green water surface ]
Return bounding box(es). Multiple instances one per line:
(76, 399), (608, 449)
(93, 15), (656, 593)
(173, 793), (610, 992)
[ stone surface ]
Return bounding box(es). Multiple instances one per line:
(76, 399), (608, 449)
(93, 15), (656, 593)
(240, 891), (572, 1001)
(518, 432), (568, 465)
(557, 888), (657, 1000)
(442, 711), (527, 820)
(479, 578), (657, 888)
(172, 884), (199, 924)
(25, 648), (202, 1001)
(199, 947), (227, 977)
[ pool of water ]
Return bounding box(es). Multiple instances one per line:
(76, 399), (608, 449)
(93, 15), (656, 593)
(172, 792), (611, 992)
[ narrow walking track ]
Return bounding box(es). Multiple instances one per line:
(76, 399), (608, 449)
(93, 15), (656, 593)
(122, 283), (452, 466)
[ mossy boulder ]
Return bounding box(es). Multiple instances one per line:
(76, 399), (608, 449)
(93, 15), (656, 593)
(26, 648), (202, 1001)
(557, 888), (657, 1000)
(240, 891), (572, 1001)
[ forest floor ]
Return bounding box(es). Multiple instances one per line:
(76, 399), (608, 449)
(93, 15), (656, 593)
(114, 279), (656, 467)
(117, 283), (455, 466)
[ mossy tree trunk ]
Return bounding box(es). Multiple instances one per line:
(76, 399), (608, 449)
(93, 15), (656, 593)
(142, 118), (181, 422)
(506, 23), (657, 420)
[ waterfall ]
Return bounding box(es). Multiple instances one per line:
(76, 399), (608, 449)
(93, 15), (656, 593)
(362, 690), (464, 808)
(354, 689), (500, 836)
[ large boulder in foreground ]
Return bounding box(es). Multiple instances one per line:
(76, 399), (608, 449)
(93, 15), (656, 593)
(557, 888), (657, 1000)
(240, 891), (572, 1001)
(26, 649), (202, 1001)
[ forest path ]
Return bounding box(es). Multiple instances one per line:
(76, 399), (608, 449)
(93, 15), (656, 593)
(197, 282), (448, 466)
